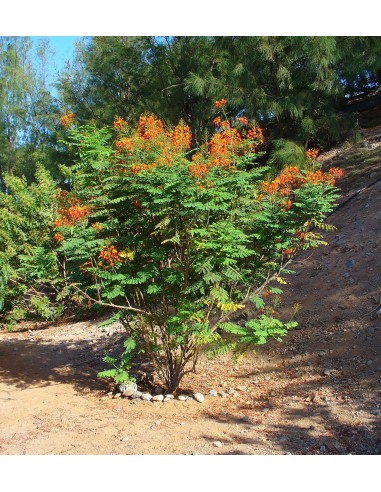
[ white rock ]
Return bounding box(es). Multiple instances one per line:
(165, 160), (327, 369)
(237, 386), (247, 392)
(193, 393), (205, 403)
(152, 394), (164, 402)
(209, 390), (218, 397)
(164, 394), (174, 399)
(141, 393), (152, 401)
(130, 391), (142, 399)
(178, 395), (187, 401)
(213, 441), (223, 448)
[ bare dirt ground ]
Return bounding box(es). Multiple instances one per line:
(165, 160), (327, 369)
(1, 126), (380, 456)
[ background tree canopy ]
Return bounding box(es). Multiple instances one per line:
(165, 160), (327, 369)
(1, 35), (381, 187)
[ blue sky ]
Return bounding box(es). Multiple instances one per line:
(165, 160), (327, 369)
(31, 36), (83, 73)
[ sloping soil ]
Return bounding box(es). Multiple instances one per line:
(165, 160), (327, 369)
(1, 127), (380, 455)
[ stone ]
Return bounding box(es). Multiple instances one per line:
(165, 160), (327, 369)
(323, 369), (332, 376)
(209, 390), (218, 397)
(346, 258), (355, 269)
(242, 416), (250, 423)
(163, 396), (174, 402)
(213, 441), (223, 448)
(130, 391), (142, 399)
(178, 395), (187, 401)
(152, 394), (164, 402)
(320, 445), (327, 453)
(120, 435), (129, 441)
(141, 393), (152, 401)
(119, 382), (137, 396)
(164, 394), (174, 400)
(228, 388), (236, 395)
(261, 407), (270, 413)
(237, 386), (247, 392)
(193, 393), (205, 403)
(113, 393), (122, 399)
(154, 386), (164, 395)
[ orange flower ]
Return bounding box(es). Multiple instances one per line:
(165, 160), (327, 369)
(214, 98), (227, 108)
(115, 137), (133, 152)
(283, 248), (295, 255)
(237, 117), (249, 126)
(99, 245), (120, 268)
(306, 147), (319, 161)
(213, 116), (222, 127)
(53, 233), (63, 242)
(137, 114), (164, 140)
(171, 122), (192, 151)
(113, 116), (127, 130)
(60, 112), (75, 128)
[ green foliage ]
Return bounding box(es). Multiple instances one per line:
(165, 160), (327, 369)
(97, 337), (136, 384)
(0, 164), (63, 326)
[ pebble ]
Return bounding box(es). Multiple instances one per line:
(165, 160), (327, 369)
(164, 394), (174, 400)
(323, 369), (332, 376)
(113, 393), (122, 399)
(367, 360), (373, 365)
(152, 394), (164, 402)
(236, 386), (247, 392)
(228, 388), (236, 395)
(178, 395), (187, 401)
(163, 396), (173, 402)
(130, 391), (142, 399)
(320, 445), (327, 453)
(261, 407), (270, 413)
(213, 441), (223, 448)
(154, 386), (164, 395)
(242, 416), (250, 423)
(120, 435), (129, 441)
(141, 393), (152, 401)
(209, 390), (218, 397)
(193, 393), (205, 403)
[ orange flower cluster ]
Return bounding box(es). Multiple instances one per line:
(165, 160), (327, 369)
(91, 222), (103, 233)
(306, 167), (343, 185)
(113, 116), (128, 130)
(169, 122), (192, 151)
(189, 163), (208, 180)
(209, 128), (242, 168)
(214, 98), (227, 108)
(137, 115), (164, 140)
(54, 192), (89, 228)
(99, 245), (120, 267)
(131, 163), (156, 174)
(115, 137), (134, 153)
(261, 166), (343, 200)
(53, 233), (63, 242)
(306, 147), (319, 161)
(60, 112), (75, 128)
(237, 117), (249, 126)
(246, 127), (264, 145)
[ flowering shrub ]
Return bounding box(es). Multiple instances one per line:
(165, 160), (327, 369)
(56, 103), (342, 391)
